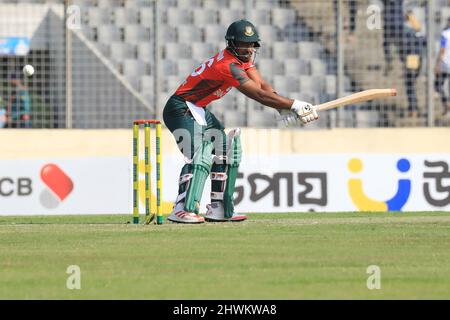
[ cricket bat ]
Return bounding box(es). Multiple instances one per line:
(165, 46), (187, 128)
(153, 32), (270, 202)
(315, 88), (397, 111)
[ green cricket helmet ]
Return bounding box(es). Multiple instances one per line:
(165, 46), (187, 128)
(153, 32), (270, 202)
(225, 20), (261, 45)
(225, 20), (261, 62)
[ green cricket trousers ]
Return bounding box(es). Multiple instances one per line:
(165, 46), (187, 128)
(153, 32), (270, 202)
(163, 94), (227, 201)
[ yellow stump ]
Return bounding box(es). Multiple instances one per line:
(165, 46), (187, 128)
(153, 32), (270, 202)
(132, 123), (139, 224)
(132, 120), (163, 225)
(145, 122), (152, 224)
(156, 123), (163, 225)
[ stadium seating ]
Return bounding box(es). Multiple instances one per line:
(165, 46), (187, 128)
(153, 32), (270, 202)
(441, 7), (450, 29)
(177, 59), (201, 78)
(71, 0), (344, 128)
(273, 76), (300, 95)
(87, 7), (111, 27)
(98, 0), (121, 8)
(5, 0), (447, 129)
(139, 8), (154, 28)
(124, 0), (147, 8)
(272, 41), (299, 59)
(204, 24), (226, 43)
(123, 59), (146, 78)
(110, 42), (134, 61)
(159, 0), (178, 7)
(178, 0), (202, 8)
(271, 8), (296, 29)
(257, 59), (285, 77)
(137, 43), (154, 63)
(254, 0), (280, 10)
(193, 9), (219, 25)
(249, 108), (278, 127)
(325, 75), (337, 95)
(159, 25), (177, 42)
(284, 59), (310, 76)
(257, 45), (273, 59)
(166, 7), (192, 25)
(229, 0), (244, 10)
(310, 59), (327, 76)
(176, 25), (203, 43)
(219, 9), (245, 26)
(298, 41), (323, 59)
(97, 25), (121, 43)
(164, 43), (191, 59)
(203, 0), (228, 9)
(257, 25), (281, 42)
(141, 75), (154, 93)
(299, 75), (325, 93)
(191, 43), (217, 60)
(224, 110), (246, 127)
(113, 7), (139, 27)
(210, 94), (236, 117)
(161, 60), (178, 76)
(124, 25), (151, 45)
(165, 75), (183, 93)
(248, 9), (272, 25)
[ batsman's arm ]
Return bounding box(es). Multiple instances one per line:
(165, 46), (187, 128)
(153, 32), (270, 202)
(246, 68), (275, 93)
(237, 78), (293, 109)
(238, 77), (319, 124)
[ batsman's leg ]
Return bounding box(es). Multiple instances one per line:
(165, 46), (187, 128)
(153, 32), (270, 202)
(167, 142), (214, 224)
(206, 128), (247, 222)
(163, 95), (206, 223)
(183, 141), (214, 213)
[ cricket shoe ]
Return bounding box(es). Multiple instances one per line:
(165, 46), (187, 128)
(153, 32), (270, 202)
(204, 202), (247, 222)
(167, 202), (205, 224)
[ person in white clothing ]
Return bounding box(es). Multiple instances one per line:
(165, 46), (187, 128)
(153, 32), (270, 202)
(435, 18), (450, 116)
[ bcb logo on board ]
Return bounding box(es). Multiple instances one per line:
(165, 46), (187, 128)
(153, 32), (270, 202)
(0, 177), (32, 196)
(0, 163), (74, 208)
(40, 164), (74, 208)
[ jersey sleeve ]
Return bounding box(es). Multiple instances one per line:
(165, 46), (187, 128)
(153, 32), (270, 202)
(220, 62), (250, 87)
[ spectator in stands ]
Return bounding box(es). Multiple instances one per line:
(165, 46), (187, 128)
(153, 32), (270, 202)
(284, 20), (310, 42)
(434, 17), (450, 116)
(6, 73), (31, 128)
(162, 20), (318, 224)
(382, 0), (405, 76)
(0, 96), (7, 128)
(400, 10), (426, 118)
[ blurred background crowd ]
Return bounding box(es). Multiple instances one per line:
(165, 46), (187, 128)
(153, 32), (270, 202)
(1, 0), (449, 129)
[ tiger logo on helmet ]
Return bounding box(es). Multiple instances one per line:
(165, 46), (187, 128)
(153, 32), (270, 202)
(244, 26), (254, 37)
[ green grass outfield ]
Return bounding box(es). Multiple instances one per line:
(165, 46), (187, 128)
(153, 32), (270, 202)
(1, 212), (450, 299)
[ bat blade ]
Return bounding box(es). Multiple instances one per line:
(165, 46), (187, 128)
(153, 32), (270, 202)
(316, 89), (397, 111)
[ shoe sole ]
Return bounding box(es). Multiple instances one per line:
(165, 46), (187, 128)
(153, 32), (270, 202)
(167, 217), (205, 224)
(204, 217), (247, 222)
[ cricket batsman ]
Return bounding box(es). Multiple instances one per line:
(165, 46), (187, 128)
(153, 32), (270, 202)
(163, 20), (319, 224)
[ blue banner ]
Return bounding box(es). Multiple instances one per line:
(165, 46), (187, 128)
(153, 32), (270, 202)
(0, 37), (30, 56)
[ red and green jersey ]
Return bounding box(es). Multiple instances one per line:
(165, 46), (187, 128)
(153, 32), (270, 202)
(174, 49), (255, 107)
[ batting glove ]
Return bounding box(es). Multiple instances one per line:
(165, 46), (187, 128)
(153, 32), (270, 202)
(291, 100), (319, 124)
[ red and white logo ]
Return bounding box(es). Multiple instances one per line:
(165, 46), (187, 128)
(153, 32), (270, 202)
(40, 164), (74, 209)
